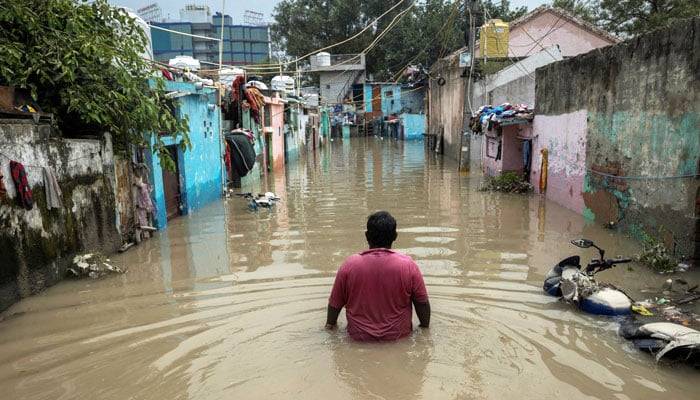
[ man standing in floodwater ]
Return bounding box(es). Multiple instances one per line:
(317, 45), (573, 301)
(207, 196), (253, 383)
(325, 211), (431, 340)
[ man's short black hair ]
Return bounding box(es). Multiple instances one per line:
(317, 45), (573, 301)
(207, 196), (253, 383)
(366, 211), (397, 248)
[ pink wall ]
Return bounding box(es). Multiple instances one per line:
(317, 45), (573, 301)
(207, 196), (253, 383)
(481, 124), (532, 177)
(476, 9), (616, 59)
(530, 110), (588, 214)
(264, 96), (285, 172)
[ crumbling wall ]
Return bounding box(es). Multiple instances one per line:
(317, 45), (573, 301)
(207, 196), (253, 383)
(0, 120), (121, 311)
(535, 17), (700, 258)
(428, 57), (467, 162)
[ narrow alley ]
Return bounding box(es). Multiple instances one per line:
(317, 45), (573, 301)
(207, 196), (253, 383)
(0, 139), (696, 399)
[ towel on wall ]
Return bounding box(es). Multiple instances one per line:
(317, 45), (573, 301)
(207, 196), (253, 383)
(42, 166), (63, 209)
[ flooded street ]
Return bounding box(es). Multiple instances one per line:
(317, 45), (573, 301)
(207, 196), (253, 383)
(0, 138), (697, 399)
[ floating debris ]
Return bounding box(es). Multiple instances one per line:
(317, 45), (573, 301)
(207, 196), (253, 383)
(235, 192), (282, 211)
(69, 253), (125, 279)
(479, 172), (533, 194)
(636, 241), (677, 273)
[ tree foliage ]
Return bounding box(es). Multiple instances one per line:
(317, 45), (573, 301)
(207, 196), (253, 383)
(551, 0), (599, 23)
(480, 0), (528, 22)
(597, 0), (700, 36)
(0, 0), (189, 168)
(551, 0), (700, 37)
(272, 0), (469, 80)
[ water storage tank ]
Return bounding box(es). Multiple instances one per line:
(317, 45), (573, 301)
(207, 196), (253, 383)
(271, 75), (295, 94)
(219, 67), (245, 87)
(169, 55), (201, 71)
(316, 52), (331, 67)
(479, 19), (509, 59)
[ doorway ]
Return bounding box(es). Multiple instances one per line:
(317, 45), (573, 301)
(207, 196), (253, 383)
(371, 85), (381, 118)
(162, 145), (181, 220)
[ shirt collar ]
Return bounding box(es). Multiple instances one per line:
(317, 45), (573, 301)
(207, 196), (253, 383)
(360, 248), (395, 255)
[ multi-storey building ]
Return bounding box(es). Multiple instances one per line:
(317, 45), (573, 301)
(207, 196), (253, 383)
(150, 8), (270, 66)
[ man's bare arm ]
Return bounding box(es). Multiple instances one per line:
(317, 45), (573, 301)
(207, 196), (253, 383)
(326, 305), (342, 328)
(413, 300), (430, 328)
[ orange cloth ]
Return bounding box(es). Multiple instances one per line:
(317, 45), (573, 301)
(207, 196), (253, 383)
(539, 148), (548, 192)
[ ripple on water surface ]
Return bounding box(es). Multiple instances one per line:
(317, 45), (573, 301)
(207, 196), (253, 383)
(0, 139), (697, 400)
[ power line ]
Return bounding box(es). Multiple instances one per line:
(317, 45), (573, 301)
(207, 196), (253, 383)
(148, 24), (221, 42)
(233, 0), (410, 68)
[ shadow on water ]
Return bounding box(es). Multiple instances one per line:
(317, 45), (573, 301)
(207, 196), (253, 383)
(0, 137), (697, 399)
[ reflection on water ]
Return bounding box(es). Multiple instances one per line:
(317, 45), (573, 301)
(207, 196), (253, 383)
(0, 138), (697, 400)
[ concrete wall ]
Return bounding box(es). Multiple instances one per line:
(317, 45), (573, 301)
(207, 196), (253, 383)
(530, 111), (588, 214)
(472, 46), (563, 107)
(365, 83), (426, 115)
(363, 85), (373, 113)
(380, 85), (402, 115)
(482, 124), (532, 177)
(150, 81), (223, 229)
(264, 96), (285, 172)
(534, 17), (700, 257)
(401, 88), (425, 114)
(0, 121), (120, 311)
(400, 113), (426, 140)
(428, 57), (467, 162)
(320, 71), (364, 105)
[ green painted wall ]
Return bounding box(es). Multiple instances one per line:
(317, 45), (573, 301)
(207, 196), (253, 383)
(536, 17), (700, 258)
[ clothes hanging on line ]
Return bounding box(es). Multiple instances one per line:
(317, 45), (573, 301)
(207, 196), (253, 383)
(135, 177), (155, 228)
(42, 167), (62, 209)
(9, 160), (33, 210)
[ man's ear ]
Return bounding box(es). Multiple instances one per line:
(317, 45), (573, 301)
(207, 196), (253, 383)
(391, 231), (398, 242)
(365, 231), (370, 243)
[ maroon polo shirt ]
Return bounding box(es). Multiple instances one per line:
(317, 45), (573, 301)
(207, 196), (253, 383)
(329, 248), (429, 341)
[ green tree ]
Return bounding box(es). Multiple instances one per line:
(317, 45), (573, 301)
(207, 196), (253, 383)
(597, 0), (700, 36)
(272, 0), (467, 80)
(551, 0), (600, 23)
(0, 0), (189, 169)
(480, 0), (528, 23)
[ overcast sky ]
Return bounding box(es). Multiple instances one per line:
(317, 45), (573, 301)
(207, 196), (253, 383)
(109, 0), (551, 25)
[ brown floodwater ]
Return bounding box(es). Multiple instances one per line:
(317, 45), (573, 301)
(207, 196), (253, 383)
(0, 138), (697, 399)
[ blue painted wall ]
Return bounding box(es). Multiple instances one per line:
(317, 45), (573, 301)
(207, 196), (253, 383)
(148, 80), (223, 230)
(364, 84), (425, 115)
(400, 113), (426, 140)
(380, 85), (402, 115)
(364, 85), (373, 113)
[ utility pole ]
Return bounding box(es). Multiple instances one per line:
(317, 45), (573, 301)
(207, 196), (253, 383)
(459, 0), (480, 172)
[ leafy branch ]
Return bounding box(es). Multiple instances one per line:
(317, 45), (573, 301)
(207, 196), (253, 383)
(0, 0), (189, 167)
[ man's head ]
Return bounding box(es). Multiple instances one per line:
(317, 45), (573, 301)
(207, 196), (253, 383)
(365, 211), (397, 249)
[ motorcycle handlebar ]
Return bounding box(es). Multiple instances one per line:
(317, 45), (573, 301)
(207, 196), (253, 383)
(585, 258), (632, 274)
(609, 258), (632, 264)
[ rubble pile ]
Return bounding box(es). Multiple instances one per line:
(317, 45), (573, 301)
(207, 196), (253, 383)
(69, 253), (125, 279)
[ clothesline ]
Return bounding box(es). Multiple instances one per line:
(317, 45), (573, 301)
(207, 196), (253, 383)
(587, 169), (699, 180)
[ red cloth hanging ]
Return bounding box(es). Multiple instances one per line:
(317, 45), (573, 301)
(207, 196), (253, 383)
(161, 68), (174, 81)
(224, 141), (232, 174)
(231, 75), (245, 103)
(9, 160), (33, 210)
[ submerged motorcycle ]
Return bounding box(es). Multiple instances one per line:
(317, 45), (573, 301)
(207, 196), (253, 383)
(544, 239), (700, 364)
(544, 239), (633, 315)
